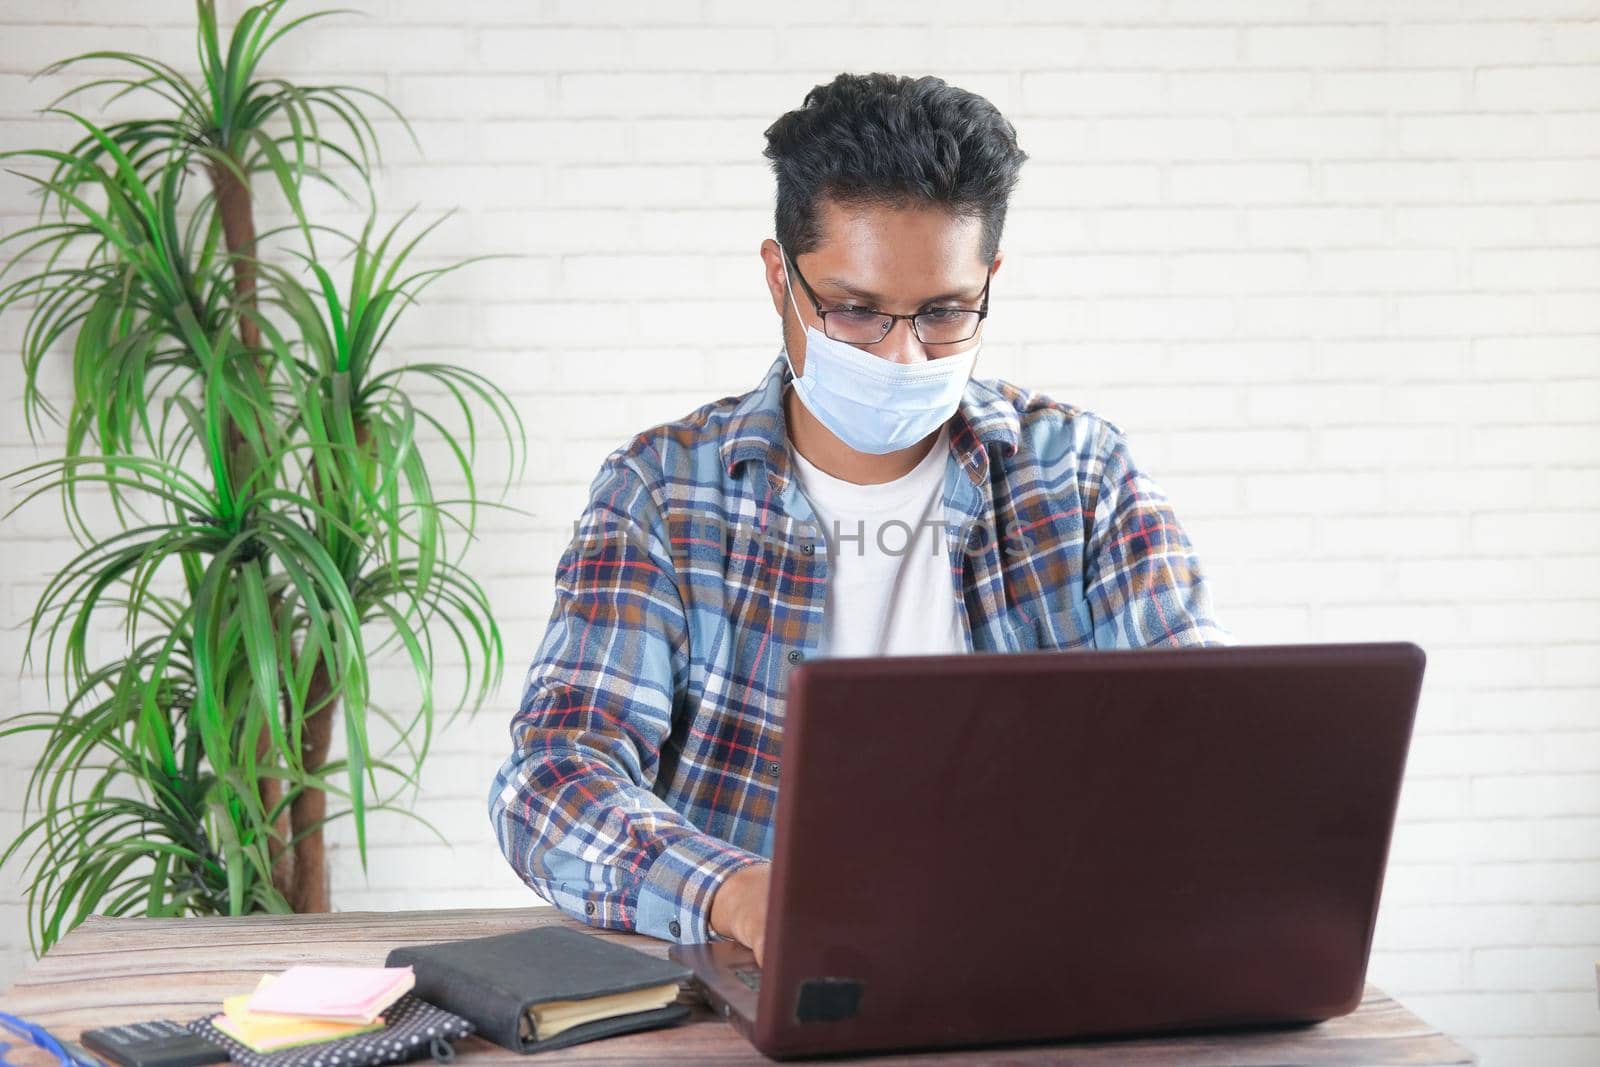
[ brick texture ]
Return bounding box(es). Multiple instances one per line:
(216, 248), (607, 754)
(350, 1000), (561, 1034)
(0, 2), (1597, 1063)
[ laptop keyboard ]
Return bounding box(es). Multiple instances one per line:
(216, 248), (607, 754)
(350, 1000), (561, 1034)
(732, 966), (762, 992)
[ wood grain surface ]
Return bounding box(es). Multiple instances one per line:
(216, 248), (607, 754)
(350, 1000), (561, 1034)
(0, 908), (1477, 1065)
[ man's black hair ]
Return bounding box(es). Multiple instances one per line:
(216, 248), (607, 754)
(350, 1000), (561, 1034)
(762, 72), (1029, 267)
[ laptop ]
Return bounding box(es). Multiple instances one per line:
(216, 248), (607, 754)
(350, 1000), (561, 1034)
(667, 640), (1425, 1061)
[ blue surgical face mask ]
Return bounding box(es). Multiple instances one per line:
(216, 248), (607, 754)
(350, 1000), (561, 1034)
(777, 241), (980, 456)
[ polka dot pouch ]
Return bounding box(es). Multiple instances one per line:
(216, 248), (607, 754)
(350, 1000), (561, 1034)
(187, 993), (474, 1067)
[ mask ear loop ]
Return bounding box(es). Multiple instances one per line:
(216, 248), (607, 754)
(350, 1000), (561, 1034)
(775, 242), (799, 316)
(776, 241), (807, 381)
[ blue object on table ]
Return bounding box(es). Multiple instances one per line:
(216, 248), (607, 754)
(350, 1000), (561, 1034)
(0, 1011), (103, 1067)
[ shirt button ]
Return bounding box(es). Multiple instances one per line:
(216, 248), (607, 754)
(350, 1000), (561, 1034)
(768, 760), (780, 776)
(584, 901), (595, 915)
(669, 919), (682, 938)
(801, 543), (814, 555)
(787, 649), (802, 664)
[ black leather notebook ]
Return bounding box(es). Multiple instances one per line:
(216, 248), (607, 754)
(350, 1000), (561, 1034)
(385, 926), (693, 1054)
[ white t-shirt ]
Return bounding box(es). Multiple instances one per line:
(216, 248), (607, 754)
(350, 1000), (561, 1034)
(786, 422), (968, 658)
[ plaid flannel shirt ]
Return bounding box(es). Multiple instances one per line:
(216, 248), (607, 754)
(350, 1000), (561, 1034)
(489, 349), (1235, 947)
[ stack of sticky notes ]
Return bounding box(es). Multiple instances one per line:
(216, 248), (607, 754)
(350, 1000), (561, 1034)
(210, 965), (415, 1053)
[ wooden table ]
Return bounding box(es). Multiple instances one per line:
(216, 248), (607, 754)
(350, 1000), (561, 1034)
(0, 907), (1477, 1065)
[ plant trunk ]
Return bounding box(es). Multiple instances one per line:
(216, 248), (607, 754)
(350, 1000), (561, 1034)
(208, 152), (323, 910)
(210, 157), (259, 351)
(283, 412), (372, 914)
(287, 652), (336, 913)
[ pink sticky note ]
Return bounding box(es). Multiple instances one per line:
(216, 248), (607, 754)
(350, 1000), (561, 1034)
(245, 965), (415, 1023)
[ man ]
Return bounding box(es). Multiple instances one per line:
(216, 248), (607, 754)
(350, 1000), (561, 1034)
(489, 72), (1234, 968)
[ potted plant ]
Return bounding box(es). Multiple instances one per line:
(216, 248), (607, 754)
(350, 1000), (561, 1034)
(0, 0), (524, 952)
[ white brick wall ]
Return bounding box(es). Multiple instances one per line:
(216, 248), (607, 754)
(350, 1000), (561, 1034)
(2, 2), (1598, 1064)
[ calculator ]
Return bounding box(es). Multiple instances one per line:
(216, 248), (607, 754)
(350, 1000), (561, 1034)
(78, 1020), (229, 1067)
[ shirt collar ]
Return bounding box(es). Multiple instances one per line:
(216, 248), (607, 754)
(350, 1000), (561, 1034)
(719, 349), (1021, 492)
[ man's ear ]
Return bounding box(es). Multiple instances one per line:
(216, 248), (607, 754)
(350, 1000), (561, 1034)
(763, 239), (789, 319)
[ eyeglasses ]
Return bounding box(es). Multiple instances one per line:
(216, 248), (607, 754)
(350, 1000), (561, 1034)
(781, 247), (991, 346)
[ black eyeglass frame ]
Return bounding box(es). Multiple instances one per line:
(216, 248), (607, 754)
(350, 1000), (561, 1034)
(780, 246), (993, 346)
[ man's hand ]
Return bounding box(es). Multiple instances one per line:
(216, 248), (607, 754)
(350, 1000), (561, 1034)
(708, 862), (771, 966)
